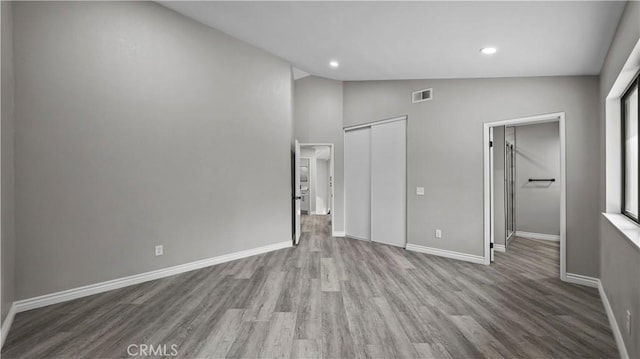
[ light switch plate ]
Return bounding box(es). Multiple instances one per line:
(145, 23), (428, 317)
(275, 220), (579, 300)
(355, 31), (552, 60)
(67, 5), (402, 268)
(416, 187), (425, 195)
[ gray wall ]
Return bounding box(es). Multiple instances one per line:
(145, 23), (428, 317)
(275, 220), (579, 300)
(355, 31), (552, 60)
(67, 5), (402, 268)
(599, 2), (640, 358)
(600, 218), (640, 358)
(1, 0), (15, 324)
(493, 126), (505, 246)
(294, 76), (344, 233)
(344, 76), (600, 277)
(515, 122), (560, 235)
(13, 1), (293, 299)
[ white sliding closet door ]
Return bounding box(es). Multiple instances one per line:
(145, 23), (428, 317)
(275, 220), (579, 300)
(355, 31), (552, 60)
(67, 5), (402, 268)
(345, 127), (371, 240)
(371, 120), (406, 247)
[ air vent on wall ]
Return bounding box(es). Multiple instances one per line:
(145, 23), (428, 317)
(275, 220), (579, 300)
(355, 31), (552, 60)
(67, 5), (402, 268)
(412, 88), (432, 103)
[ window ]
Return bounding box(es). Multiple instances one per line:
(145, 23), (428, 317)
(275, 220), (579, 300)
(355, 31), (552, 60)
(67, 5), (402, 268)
(622, 77), (639, 221)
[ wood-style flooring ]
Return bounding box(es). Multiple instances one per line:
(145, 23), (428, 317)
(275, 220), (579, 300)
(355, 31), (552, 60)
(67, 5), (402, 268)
(2, 215), (618, 358)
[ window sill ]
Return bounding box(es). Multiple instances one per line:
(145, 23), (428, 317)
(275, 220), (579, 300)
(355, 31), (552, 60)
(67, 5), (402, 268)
(602, 213), (640, 250)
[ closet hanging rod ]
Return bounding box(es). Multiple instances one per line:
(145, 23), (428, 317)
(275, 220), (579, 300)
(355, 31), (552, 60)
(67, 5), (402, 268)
(528, 178), (555, 182)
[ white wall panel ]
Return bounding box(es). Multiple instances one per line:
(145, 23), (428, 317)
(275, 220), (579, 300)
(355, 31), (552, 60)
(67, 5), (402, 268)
(371, 120), (406, 247)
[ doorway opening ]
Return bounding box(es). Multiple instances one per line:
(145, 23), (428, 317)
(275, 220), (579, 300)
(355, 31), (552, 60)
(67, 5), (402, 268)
(293, 143), (335, 245)
(483, 112), (567, 282)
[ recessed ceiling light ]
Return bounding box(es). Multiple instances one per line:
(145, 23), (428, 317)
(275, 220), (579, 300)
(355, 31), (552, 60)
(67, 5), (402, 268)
(480, 47), (497, 55)
(329, 60), (339, 68)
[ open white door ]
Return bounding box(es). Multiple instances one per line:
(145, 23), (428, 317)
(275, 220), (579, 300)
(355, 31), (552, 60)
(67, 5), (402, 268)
(294, 140), (301, 245)
(489, 128), (495, 262)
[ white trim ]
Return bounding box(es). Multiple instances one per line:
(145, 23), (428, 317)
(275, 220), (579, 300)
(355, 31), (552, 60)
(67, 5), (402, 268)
(605, 38), (640, 213)
(506, 231), (515, 244)
(515, 231), (561, 242)
(345, 234), (370, 242)
(489, 127), (495, 262)
(564, 273), (599, 288)
(332, 231), (345, 237)
(13, 241), (291, 313)
(343, 133), (347, 243)
(558, 112), (570, 283)
(343, 115), (408, 132)
(494, 244), (506, 252)
(0, 303), (16, 349)
(0, 5), (3, 351)
(598, 280), (630, 359)
(405, 243), (485, 265)
(294, 140), (302, 244)
(483, 112), (566, 281)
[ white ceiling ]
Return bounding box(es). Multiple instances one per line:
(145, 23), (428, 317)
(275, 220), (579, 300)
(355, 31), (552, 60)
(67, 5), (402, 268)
(161, 1), (626, 81)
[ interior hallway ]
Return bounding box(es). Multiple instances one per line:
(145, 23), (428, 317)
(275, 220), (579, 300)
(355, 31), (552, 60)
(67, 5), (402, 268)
(1, 215), (617, 358)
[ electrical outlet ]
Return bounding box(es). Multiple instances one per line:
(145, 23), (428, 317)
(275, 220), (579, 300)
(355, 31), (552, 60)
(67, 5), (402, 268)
(435, 229), (442, 238)
(416, 187), (425, 196)
(626, 310), (632, 335)
(155, 245), (163, 256)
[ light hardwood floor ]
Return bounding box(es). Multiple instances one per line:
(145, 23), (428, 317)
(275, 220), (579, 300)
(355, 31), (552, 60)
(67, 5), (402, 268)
(2, 215), (617, 358)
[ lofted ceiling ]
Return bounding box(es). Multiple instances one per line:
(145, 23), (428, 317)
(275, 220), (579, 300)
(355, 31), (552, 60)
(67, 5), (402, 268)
(161, 1), (626, 81)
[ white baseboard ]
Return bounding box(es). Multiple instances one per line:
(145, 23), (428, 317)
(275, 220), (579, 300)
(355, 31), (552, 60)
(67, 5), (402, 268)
(1, 302), (16, 349)
(494, 244), (506, 252)
(598, 280), (630, 359)
(405, 244), (485, 265)
(563, 272), (599, 288)
(345, 234), (369, 241)
(332, 231), (345, 237)
(14, 241), (292, 313)
(515, 231), (560, 242)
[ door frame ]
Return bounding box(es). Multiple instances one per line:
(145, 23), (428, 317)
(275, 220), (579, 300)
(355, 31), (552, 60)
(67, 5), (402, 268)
(489, 127), (495, 261)
(298, 143), (335, 236)
(482, 112), (567, 281)
(294, 140), (301, 245)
